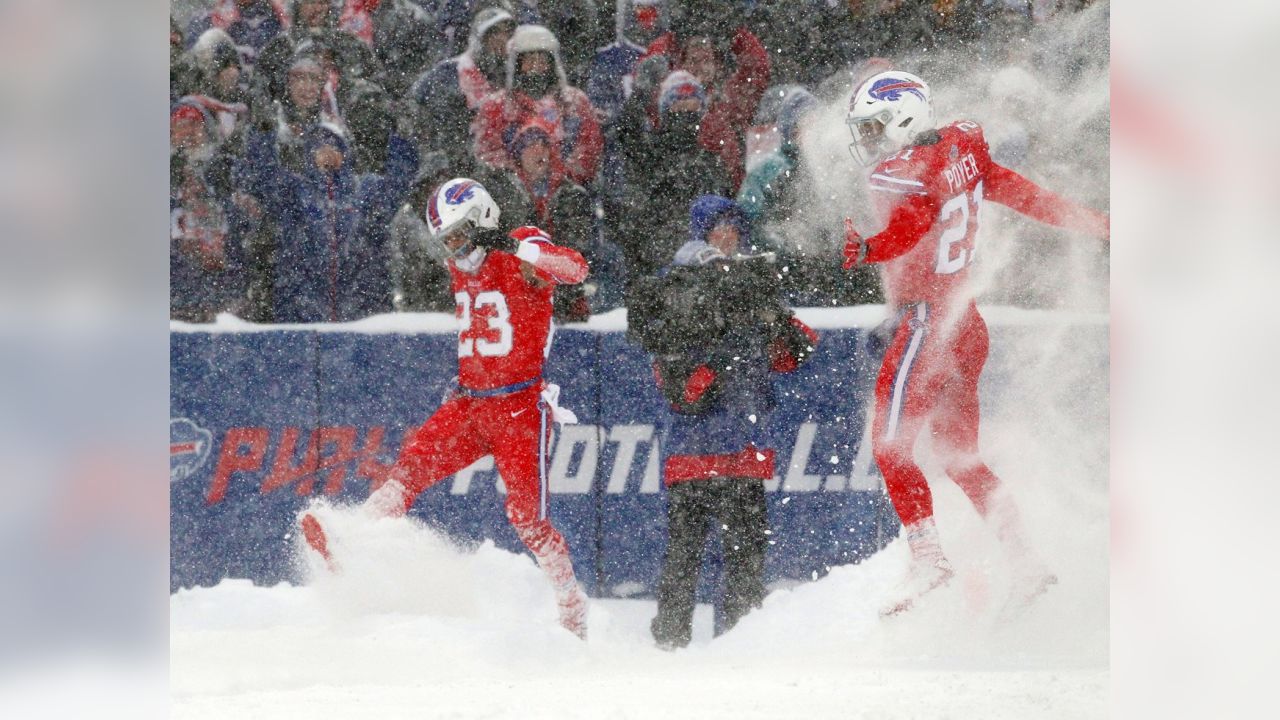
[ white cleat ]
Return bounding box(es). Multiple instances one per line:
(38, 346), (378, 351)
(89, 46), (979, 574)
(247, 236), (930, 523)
(998, 568), (1058, 620)
(557, 585), (588, 640)
(881, 557), (955, 618)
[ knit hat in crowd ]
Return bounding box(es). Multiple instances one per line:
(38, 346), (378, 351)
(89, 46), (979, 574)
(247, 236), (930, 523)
(170, 102), (206, 127)
(192, 27), (237, 73)
(289, 54), (324, 75)
(509, 120), (553, 161)
(472, 6), (516, 42)
(209, 41), (241, 73)
(658, 70), (706, 116)
(305, 121), (349, 154)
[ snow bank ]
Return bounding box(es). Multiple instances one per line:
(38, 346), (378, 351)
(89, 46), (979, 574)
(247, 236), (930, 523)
(172, 492), (1105, 719)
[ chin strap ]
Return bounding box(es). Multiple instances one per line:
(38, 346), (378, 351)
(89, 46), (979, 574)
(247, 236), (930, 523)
(452, 246), (487, 273)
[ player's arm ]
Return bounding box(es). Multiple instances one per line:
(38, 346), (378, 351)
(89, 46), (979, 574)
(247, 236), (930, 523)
(843, 192), (939, 268)
(984, 162), (1109, 240)
(475, 225), (589, 285)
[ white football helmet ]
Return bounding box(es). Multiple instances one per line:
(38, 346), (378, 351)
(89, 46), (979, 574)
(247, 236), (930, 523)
(424, 177), (500, 270)
(846, 71), (935, 166)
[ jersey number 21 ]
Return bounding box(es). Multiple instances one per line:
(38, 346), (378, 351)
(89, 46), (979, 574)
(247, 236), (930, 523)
(935, 179), (983, 275)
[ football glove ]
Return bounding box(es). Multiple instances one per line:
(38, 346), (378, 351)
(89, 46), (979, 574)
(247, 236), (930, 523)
(473, 227), (519, 254)
(842, 218), (868, 269)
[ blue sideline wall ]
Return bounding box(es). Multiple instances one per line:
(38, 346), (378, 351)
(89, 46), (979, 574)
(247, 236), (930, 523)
(170, 307), (1106, 606)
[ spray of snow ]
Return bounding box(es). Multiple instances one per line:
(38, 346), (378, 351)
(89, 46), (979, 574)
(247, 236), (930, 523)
(173, 498), (1105, 718)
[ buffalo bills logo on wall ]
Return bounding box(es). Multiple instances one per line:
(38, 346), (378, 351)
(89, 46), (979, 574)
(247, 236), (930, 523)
(867, 77), (926, 102)
(444, 180), (477, 205)
(171, 417), (212, 484)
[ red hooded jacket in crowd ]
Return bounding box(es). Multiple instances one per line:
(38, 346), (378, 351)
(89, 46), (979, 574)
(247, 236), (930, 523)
(473, 25), (603, 187)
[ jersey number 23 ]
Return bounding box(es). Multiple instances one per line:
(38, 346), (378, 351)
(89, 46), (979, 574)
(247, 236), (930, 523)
(456, 290), (513, 357)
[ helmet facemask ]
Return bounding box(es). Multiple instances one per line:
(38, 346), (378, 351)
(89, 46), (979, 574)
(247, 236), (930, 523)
(847, 111), (892, 166)
(428, 212), (486, 270)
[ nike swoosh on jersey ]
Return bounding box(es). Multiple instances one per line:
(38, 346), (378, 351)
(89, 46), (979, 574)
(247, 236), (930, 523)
(511, 408), (528, 418)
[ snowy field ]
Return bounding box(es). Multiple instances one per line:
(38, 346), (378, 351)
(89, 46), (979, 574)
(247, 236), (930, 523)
(172, 464), (1108, 720)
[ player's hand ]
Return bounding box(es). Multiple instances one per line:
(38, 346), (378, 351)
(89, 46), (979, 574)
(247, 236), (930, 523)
(842, 218), (867, 270)
(473, 227), (519, 254)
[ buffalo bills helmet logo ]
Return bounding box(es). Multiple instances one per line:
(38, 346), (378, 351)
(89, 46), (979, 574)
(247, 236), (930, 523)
(867, 77), (926, 102)
(444, 180), (477, 205)
(426, 191), (443, 230)
(170, 417), (212, 483)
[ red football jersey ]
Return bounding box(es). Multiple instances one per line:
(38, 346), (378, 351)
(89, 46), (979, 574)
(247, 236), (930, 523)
(863, 121), (1107, 317)
(449, 232), (587, 391)
(867, 121), (993, 313)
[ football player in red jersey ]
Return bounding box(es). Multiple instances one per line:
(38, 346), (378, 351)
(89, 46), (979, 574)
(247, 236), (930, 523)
(302, 178), (591, 638)
(841, 72), (1109, 616)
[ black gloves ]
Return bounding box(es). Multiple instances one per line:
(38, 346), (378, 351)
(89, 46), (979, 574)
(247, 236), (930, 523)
(473, 227), (519, 254)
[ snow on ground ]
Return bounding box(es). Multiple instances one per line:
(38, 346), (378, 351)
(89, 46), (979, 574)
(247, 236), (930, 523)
(172, 494), (1106, 720)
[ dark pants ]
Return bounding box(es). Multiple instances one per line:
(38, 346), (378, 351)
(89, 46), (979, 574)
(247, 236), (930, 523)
(651, 477), (769, 648)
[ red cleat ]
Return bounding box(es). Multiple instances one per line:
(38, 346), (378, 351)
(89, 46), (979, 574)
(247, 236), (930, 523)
(300, 512), (338, 572)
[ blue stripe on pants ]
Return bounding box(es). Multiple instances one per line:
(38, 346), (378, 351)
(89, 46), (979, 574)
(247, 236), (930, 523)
(885, 303), (928, 442)
(538, 400), (549, 520)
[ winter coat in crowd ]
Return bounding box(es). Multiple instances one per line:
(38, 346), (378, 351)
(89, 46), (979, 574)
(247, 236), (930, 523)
(472, 24), (603, 187)
(615, 70), (730, 283)
(408, 6), (516, 164)
(337, 0), (441, 96)
(184, 0), (287, 58)
(245, 123), (418, 322)
(640, 20), (770, 192)
(506, 119), (597, 321)
(255, 1), (381, 108)
(266, 53), (351, 175)
(531, 0), (605, 87)
(746, 0), (887, 87)
(170, 100), (249, 322)
(189, 29), (254, 142)
(586, 0), (672, 237)
(586, 0), (670, 123)
(845, 0), (929, 59)
(172, 18), (201, 101)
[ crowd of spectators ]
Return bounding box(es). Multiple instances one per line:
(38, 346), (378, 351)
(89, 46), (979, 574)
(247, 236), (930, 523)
(171, 0), (1108, 324)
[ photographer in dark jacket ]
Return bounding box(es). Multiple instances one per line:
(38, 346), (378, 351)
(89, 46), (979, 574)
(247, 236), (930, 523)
(631, 195), (818, 649)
